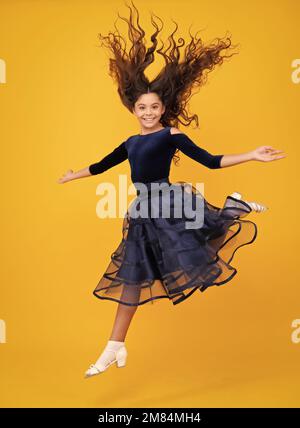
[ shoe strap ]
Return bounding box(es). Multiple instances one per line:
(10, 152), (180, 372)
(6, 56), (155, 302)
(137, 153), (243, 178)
(89, 364), (102, 373)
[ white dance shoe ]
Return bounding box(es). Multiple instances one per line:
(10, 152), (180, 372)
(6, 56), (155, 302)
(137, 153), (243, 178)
(229, 192), (268, 213)
(84, 345), (128, 378)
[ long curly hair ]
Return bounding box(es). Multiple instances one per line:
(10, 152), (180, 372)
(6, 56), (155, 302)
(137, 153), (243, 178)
(97, 0), (238, 165)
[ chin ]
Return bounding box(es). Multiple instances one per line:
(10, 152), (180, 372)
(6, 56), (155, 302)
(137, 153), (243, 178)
(142, 120), (159, 128)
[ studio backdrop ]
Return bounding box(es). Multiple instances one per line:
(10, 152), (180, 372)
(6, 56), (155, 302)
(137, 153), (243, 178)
(0, 0), (299, 408)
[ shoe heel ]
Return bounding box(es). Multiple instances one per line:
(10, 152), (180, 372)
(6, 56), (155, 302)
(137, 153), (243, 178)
(116, 357), (126, 368)
(116, 347), (127, 368)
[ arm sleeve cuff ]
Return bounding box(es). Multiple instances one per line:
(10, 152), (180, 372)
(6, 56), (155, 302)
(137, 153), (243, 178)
(170, 133), (223, 169)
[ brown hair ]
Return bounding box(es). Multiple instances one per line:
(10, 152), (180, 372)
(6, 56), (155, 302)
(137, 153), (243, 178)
(97, 0), (238, 165)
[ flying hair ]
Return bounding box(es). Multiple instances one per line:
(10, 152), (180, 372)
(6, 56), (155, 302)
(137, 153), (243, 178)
(96, 0), (239, 165)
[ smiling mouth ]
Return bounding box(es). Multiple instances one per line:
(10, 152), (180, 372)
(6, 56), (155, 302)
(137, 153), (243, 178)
(143, 118), (155, 122)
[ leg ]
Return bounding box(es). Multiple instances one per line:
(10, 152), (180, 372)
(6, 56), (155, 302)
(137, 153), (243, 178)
(85, 281), (141, 377)
(109, 302), (138, 341)
(85, 302), (137, 377)
(109, 279), (141, 341)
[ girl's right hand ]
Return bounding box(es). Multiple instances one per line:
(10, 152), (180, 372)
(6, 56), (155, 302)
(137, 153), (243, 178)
(57, 169), (74, 184)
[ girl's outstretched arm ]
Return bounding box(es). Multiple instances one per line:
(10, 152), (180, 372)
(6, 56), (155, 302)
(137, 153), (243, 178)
(57, 141), (128, 184)
(219, 145), (287, 168)
(170, 127), (287, 169)
(57, 166), (91, 184)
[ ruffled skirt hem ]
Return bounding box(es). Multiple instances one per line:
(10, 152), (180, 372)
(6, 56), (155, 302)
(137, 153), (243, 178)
(92, 178), (258, 306)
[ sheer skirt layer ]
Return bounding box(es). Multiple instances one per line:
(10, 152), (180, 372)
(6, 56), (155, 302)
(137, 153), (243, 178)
(92, 178), (257, 306)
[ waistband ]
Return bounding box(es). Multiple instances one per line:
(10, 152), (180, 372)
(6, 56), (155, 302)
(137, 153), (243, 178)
(144, 177), (170, 187)
(134, 177), (171, 198)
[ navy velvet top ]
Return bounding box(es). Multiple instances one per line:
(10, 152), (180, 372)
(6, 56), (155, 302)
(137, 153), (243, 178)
(89, 126), (223, 184)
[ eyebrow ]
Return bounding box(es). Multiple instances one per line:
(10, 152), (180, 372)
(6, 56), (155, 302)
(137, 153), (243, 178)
(137, 102), (160, 106)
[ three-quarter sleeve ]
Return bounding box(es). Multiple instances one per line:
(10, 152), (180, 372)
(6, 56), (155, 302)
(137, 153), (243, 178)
(170, 133), (223, 169)
(89, 141), (128, 175)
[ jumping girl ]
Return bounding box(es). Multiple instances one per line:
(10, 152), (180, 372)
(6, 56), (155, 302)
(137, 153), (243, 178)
(58, 1), (286, 378)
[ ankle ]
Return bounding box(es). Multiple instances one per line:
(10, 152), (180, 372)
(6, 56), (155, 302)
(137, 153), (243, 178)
(106, 339), (125, 351)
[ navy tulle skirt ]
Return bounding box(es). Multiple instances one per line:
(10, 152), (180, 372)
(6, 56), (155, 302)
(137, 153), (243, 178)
(92, 177), (257, 306)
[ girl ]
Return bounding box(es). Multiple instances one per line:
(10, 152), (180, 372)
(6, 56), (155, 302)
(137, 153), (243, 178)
(58, 1), (286, 378)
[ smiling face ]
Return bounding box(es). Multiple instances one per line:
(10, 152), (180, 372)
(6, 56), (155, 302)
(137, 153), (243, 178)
(133, 92), (166, 133)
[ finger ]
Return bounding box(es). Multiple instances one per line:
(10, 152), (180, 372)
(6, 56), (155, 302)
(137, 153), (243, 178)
(268, 156), (285, 161)
(265, 154), (286, 161)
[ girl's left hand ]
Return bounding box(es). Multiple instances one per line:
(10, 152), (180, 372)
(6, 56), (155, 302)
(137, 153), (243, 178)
(251, 146), (287, 162)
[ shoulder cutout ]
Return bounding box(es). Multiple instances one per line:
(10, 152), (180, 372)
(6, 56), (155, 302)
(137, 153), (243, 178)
(170, 127), (184, 135)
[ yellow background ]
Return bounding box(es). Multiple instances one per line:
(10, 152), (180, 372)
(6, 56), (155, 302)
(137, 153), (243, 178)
(0, 0), (299, 407)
